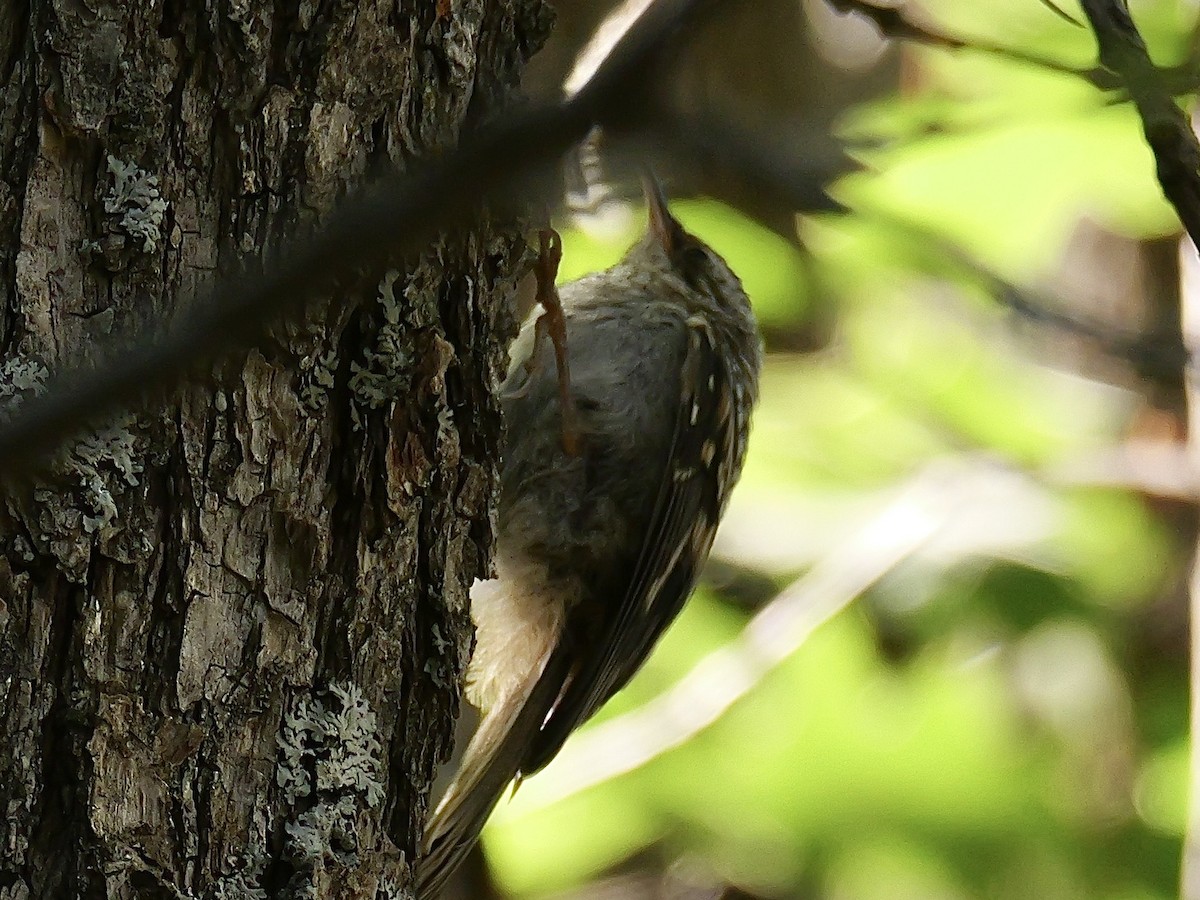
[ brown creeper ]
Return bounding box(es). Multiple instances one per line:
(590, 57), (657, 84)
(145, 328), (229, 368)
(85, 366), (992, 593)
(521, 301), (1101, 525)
(418, 179), (761, 896)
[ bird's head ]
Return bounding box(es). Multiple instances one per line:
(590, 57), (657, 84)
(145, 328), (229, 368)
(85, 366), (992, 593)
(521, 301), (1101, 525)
(631, 174), (751, 320)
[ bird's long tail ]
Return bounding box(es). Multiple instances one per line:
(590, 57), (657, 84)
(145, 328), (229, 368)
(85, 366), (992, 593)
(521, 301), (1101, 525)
(417, 646), (570, 898)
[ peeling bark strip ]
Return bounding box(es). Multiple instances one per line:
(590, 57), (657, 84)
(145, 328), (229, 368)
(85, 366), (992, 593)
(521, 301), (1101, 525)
(0, 2), (552, 897)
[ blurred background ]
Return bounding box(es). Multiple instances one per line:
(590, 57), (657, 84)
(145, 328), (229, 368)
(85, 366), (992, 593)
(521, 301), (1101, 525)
(481, 1), (1199, 897)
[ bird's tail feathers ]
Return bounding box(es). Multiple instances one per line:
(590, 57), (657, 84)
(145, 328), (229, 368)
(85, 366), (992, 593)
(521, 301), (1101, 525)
(417, 649), (570, 898)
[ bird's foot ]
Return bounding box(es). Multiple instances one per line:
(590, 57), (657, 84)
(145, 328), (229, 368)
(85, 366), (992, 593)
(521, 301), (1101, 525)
(530, 228), (581, 456)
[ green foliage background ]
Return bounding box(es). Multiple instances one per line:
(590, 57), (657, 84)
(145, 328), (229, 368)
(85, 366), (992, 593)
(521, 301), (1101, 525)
(487, 2), (1196, 896)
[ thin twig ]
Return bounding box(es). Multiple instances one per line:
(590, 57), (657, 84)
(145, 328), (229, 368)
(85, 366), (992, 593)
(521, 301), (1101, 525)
(1037, 0), (1085, 29)
(0, 103), (587, 474)
(6, 0), (1193, 476)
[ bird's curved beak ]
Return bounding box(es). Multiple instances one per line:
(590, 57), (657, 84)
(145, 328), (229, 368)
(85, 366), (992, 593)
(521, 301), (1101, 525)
(643, 173), (685, 256)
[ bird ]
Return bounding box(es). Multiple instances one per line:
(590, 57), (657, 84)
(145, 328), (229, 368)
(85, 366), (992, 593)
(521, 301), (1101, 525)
(417, 177), (761, 897)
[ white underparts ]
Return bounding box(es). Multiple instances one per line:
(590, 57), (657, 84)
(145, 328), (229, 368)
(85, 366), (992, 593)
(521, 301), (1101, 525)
(465, 551), (571, 715)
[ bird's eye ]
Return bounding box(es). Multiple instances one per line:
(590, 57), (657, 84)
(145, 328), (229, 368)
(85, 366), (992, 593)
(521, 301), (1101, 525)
(679, 245), (712, 291)
(682, 246), (709, 269)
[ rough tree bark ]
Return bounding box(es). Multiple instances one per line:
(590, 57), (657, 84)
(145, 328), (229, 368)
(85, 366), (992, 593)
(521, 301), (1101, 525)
(0, 2), (551, 897)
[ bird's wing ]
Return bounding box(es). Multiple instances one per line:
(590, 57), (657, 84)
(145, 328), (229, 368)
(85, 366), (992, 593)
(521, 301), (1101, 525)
(523, 313), (742, 775)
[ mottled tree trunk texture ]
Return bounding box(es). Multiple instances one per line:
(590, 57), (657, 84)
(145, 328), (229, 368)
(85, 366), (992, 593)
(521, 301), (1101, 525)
(0, 2), (551, 897)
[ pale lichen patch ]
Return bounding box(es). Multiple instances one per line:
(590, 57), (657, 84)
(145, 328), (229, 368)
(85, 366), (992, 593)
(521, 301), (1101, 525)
(211, 853), (269, 900)
(298, 346), (338, 412)
(67, 416), (144, 534)
(348, 269), (414, 429)
(104, 155), (169, 253)
(0, 356), (49, 405)
(0, 355), (143, 578)
(277, 683), (385, 809)
(273, 682), (388, 890)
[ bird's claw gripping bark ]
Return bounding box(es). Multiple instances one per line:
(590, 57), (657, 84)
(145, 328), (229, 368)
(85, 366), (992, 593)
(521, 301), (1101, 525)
(529, 229), (581, 457)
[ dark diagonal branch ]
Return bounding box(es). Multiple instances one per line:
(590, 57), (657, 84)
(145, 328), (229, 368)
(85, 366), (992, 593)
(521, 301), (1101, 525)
(0, 0), (733, 475)
(0, 103), (585, 473)
(10, 0), (1194, 479)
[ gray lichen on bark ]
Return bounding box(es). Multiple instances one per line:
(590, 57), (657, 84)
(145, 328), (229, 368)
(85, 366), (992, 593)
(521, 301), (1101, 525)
(0, 1), (554, 897)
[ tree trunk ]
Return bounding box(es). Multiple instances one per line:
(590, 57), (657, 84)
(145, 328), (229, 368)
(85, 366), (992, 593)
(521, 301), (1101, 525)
(0, 2), (551, 897)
